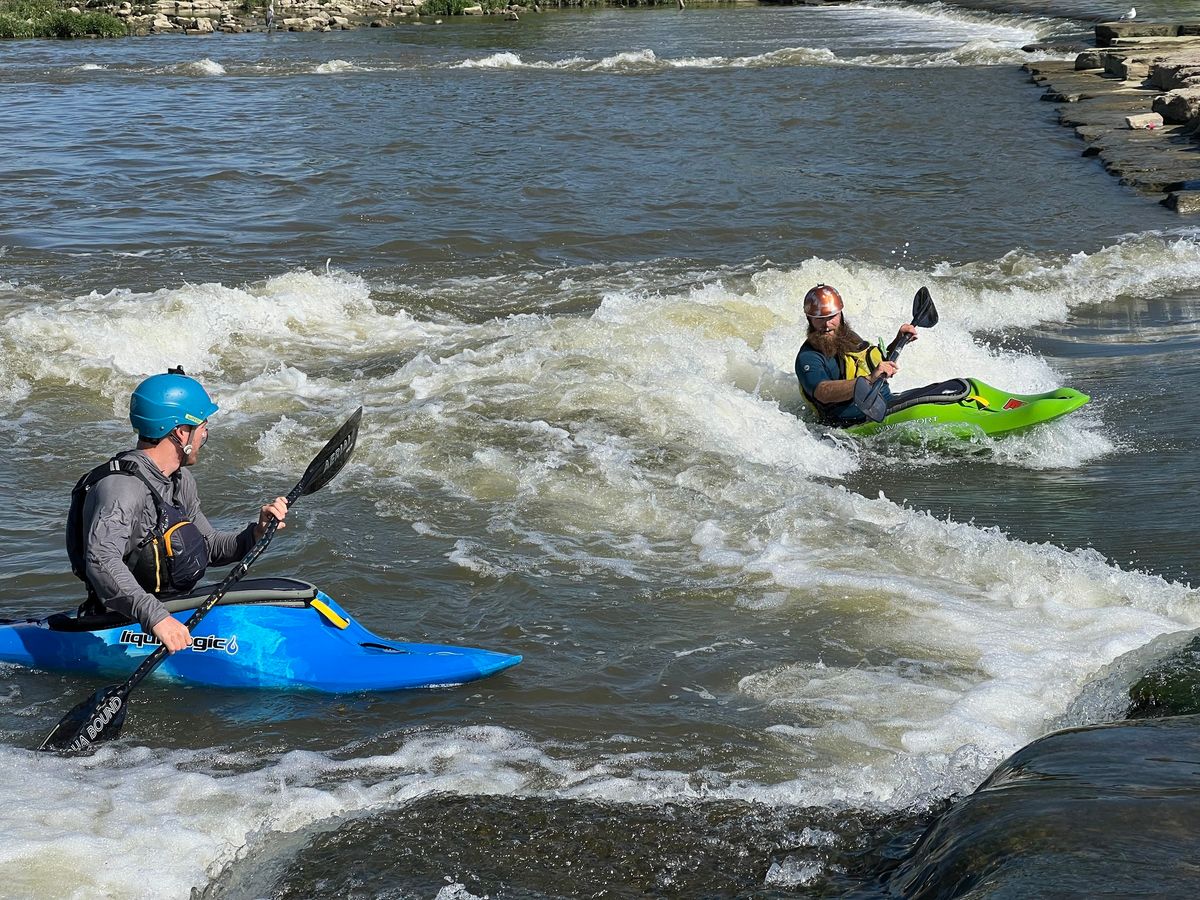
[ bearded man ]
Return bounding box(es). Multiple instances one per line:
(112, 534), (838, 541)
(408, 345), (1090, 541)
(794, 284), (918, 425)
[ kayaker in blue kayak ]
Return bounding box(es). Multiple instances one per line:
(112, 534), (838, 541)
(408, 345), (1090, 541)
(65, 368), (288, 654)
(795, 284), (918, 425)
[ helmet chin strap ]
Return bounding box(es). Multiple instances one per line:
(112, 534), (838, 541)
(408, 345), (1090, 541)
(168, 426), (196, 462)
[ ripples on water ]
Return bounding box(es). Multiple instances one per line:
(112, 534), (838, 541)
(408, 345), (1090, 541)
(2, 2), (1200, 897)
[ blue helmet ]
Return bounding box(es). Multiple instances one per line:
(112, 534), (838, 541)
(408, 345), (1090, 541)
(129, 369), (219, 440)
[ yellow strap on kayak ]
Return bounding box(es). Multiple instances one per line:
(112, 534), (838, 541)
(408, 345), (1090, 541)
(311, 598), (349, 629)
(968, 393), (990, 408)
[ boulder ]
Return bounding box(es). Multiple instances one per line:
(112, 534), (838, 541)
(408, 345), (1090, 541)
(1024, 42), (1087, 54)
(1125, 112), (1164, 129)
(1096, 22), (1179, 48)
(150, 10), (181, 30)
(1147, 54), (1200, 90)
(1042, 88), (1082, 102)
(1075, 49), (1105, 70)
(1102, 52), (1155, 81)
(462, 4), (482, 11)
(1163, 190), (1200, 213)
(1152, 87), (1200, 124)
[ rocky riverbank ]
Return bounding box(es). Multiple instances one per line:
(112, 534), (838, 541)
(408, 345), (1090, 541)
(6, 0), (745, 36)
(116, 0), (531, 35)
(1026, 21), (1200, 213)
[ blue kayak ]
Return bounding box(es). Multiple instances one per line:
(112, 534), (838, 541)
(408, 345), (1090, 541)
(0, 578), (521, 693)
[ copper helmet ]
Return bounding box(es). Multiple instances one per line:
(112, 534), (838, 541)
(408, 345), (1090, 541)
(803, 284), (844, 319)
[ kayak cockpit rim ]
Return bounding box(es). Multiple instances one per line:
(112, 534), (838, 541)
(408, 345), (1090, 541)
(46, 577), (319, 633)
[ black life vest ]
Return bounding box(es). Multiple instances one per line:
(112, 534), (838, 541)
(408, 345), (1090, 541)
(65, 453), (210, 602)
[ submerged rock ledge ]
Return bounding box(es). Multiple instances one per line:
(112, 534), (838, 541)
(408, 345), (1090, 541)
(1025, 21), (1200, 213)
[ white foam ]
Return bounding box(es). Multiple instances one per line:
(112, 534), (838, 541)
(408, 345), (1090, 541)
(452, 51), (592, 71)
(446, 0), (1070, 76)
(0, 269), (443, 400)
(694, 485), (1200, 799)
(180, 58), (226, 77)
(849, 37), (1075, 68)
(448, 539), (512, 578)
(730, 46), (841, 68)
(765, 857), (826, 888)
(588, 48), (665, 72)
(0, 724), (930, 895)
(856, 0), (1065, 42)
(4, 234), (1197, 822)
(0, 728), (562, 897)
(449, 42), (1050, 73)
(436, 884), (488, 900)
(314, 59), (365, 74)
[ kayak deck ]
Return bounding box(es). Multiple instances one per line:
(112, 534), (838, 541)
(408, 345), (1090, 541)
(845, 378), (1089, 439)
(0, 578), (521, 693)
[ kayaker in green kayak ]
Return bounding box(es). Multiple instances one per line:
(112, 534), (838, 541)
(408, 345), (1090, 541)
(65, 368), (289, 655)
(794, 284), (1091, 438)
(794, 283), (920, 425)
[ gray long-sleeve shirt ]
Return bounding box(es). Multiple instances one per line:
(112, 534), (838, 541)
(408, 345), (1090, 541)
(81, 451), (257, 633)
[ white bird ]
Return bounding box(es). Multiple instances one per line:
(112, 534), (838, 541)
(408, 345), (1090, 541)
(1120, 6), (1136, 19)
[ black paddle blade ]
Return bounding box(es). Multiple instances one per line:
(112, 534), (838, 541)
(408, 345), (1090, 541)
(298, 407), (362, 497)
(912, 286), (938, 328)
(853, 376), (888, 424)
(39, 684), (128, 753)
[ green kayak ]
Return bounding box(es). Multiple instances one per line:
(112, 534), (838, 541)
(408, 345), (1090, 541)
(845, 378), (1089, 439)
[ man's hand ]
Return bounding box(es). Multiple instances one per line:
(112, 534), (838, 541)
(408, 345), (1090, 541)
(152, 616), (192, 653)
(870, 361), (899, 383)
(895, 323), (918, 344)
(254, 496), (289, 541)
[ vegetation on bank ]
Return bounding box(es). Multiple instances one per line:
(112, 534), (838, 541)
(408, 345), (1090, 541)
(420, 0), (521, 13)
(421, 0), (491, 13)
(0, 0), (127, 38)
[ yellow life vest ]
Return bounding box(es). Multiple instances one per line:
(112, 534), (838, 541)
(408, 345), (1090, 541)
(797, 339), (885, 423)
(840, 342), (885, 381)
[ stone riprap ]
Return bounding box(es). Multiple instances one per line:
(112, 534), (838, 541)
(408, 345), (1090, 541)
(107, 0), (534, 33)
(1025, 21), (1200, 213)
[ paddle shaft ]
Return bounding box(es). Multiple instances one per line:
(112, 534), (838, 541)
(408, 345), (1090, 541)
(886, 332), (913, 363)
(854, 288), (938, 423)
(112, 498), (292, 699)
(854, 329), (915, 422)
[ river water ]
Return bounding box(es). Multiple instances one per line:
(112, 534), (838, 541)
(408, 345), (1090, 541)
(2, 2), (1199, 897)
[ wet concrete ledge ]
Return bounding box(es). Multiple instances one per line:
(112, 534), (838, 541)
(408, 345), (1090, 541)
(1024, 21), (1200, 213)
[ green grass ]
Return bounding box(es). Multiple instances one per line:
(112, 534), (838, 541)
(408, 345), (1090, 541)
(0, 0), (128, 38)
(418, 0), (508, 14)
